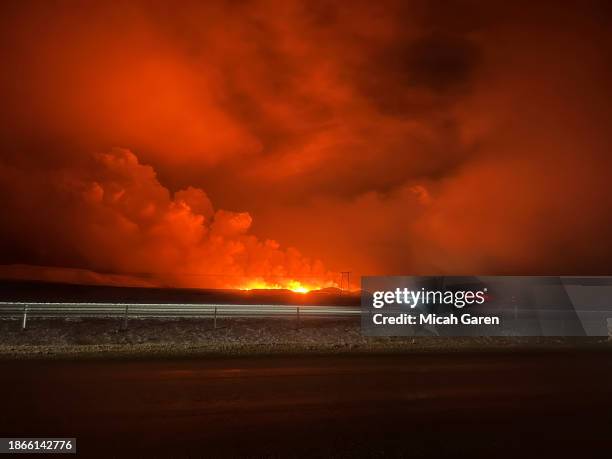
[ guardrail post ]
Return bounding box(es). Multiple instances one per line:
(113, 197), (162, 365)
(21, 304), (28, 331)
(214, 306), (217, 329)
(120, 304), (129, 331)
(296, 306), (300, 330)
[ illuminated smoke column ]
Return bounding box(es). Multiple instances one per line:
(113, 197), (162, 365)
(0, 148), (337, 290)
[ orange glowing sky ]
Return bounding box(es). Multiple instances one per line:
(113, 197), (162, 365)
(1, 0), (612, 289)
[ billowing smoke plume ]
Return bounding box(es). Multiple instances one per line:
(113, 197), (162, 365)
(0, 148), (334, 289)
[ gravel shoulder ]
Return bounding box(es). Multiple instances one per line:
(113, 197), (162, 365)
(1, 317), (610, 359)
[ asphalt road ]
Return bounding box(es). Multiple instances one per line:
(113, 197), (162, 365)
(1, 351), (611, 458)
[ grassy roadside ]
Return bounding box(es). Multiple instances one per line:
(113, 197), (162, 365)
(1, 317), (610, 360)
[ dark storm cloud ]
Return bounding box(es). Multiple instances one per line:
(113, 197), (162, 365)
(405, 34), (480, 92)
(356, 32), (481, 117)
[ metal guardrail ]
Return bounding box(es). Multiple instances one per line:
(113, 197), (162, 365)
(0, 302), (361, 330)
(3, 302), (610, 320)
(3, 302), (608, 334)
(0, 301), (360, 321)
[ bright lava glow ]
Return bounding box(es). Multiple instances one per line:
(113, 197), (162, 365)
(240, 279), (315, 293)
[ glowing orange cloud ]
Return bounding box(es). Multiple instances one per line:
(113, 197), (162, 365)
(0, 147), (339, 289)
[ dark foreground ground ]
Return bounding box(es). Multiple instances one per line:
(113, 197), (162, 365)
(1, 351), (611, 458)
